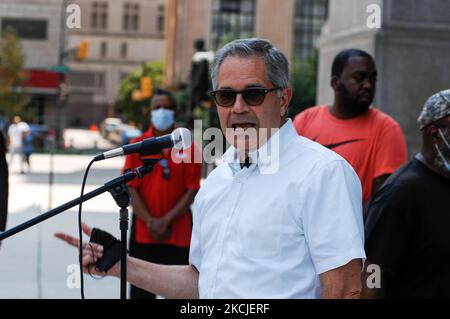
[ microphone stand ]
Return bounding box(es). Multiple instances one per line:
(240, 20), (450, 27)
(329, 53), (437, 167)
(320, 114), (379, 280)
(0, 158), (161, 299)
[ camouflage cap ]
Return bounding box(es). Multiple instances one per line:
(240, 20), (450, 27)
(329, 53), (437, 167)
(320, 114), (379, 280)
(418, 89), (450, 129)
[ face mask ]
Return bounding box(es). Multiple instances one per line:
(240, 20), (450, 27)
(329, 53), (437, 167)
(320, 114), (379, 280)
(151, 108), (175, 131)
(434, 127), (450, 172)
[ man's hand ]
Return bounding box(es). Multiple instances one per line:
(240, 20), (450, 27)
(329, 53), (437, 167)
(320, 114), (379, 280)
(148, 216), (171, 241)
(54, 222), (119, 277)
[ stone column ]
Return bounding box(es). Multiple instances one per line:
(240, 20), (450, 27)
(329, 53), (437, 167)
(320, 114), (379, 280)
(255, 0), (295, 64)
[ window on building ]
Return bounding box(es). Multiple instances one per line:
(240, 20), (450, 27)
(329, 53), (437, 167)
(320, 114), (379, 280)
(157, 5), (165, 34)
(100, 42), (107, 58)
(123, 3), (140, 31)
(96, 72), (105, 88)
(91, 2), (108, 30)
(1, 18), (48, 40)
(70, 71), (105, 89)
(121, 43), (128, 59)
(70, 71), (96, 88)
(211, 0), (256, 50)
(293, 0), (328, 60)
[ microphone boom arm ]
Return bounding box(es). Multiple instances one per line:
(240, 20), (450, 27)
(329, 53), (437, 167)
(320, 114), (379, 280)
(0, 159), (160, 241)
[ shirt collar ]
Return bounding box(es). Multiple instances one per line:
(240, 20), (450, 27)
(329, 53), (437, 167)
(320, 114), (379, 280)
(222, 119), (297, 174)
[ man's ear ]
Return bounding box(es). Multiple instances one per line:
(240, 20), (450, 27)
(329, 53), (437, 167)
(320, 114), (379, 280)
(279, 87), (293, 117)
(330, 76), (340, 91)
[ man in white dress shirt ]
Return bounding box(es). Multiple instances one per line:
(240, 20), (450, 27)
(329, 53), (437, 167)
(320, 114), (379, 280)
(56, 38), (365, 299)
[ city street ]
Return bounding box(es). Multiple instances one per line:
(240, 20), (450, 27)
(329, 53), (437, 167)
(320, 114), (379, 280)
(0, 151), (127, 299)
(63, 128), (116, 151)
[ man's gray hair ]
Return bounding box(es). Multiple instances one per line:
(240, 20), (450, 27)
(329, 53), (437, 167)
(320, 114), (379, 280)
(211, 38), (289, 90)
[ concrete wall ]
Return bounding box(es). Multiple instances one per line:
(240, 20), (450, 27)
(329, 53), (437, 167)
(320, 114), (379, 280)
(375, 0), (450, 155)
(255, 0), (295, 64)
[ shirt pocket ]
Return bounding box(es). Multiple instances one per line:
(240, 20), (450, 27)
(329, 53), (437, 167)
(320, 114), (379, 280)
(234, 203), (283, 259)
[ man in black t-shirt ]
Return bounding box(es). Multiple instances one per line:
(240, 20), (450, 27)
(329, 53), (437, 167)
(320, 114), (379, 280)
(363, 89), (450, 298)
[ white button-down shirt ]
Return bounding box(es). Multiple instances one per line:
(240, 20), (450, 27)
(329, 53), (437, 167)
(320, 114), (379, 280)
(190, 119), (365, 298)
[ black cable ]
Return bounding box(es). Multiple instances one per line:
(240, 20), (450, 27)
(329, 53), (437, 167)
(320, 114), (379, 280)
(78, 158), (95, 299)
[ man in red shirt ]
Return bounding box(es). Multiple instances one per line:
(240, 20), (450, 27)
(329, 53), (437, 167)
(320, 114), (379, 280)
(294, 49), (407, 208)
(123, 88), (202, 298)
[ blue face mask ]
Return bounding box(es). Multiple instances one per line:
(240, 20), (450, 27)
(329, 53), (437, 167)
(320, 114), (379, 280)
(434, 128), (450, 172)
(151, 108), (175, 131)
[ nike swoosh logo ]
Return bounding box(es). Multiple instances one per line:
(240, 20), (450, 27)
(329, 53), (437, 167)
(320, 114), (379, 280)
(321, 139), (365, 150)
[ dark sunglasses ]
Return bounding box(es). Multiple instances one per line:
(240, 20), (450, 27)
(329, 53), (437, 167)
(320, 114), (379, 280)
(209, 87), (282, 107)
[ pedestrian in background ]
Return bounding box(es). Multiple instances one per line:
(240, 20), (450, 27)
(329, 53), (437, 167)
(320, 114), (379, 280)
(22, 130), (33, 173)
(123, 88), (202, 299)
(7, 115), (30, 174)
(189, 38), (214, 127)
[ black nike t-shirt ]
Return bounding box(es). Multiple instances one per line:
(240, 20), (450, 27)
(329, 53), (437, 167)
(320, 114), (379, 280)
(365, 158), (450, 298)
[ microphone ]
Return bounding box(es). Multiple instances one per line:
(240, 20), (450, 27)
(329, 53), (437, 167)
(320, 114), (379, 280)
(94, 127), (192, 161)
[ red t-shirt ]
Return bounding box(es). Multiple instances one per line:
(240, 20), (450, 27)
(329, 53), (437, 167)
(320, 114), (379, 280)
(294, 105), (407, 204)
(122, 127), (202, 246)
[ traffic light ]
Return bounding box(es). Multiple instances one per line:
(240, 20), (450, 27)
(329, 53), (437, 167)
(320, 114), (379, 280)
(76, 39), (90, 61)
(132, 89), (143, 101)
(140, 76), (153, 98)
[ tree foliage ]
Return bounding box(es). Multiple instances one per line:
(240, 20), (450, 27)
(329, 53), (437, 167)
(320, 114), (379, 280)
(289, 50), (318, 118)
(0, 27), (30, 119)
(117, 60), (164, 129)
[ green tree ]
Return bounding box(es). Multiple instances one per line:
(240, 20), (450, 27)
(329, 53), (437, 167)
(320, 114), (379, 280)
(289, 50), (318, 118)
(117, 60), (164, 129)
(0, 28), (30, 119)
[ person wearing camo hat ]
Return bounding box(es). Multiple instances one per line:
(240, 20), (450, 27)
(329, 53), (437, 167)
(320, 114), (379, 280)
(417, 89), (450, 172)
(363, 89), (450, 298)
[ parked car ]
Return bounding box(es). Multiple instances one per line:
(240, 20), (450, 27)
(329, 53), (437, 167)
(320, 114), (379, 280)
(100, 117), (123, 139)
(109, 124), (142, 145)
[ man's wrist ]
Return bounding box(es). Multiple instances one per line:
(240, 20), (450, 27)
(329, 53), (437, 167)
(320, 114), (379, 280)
(162, 212), (174, 225)
(108, 259), (122, 278)
(145, 215), (152, 226)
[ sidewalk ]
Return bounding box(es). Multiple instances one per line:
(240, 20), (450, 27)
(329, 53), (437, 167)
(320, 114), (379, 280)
(0, 154), (128, 299)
